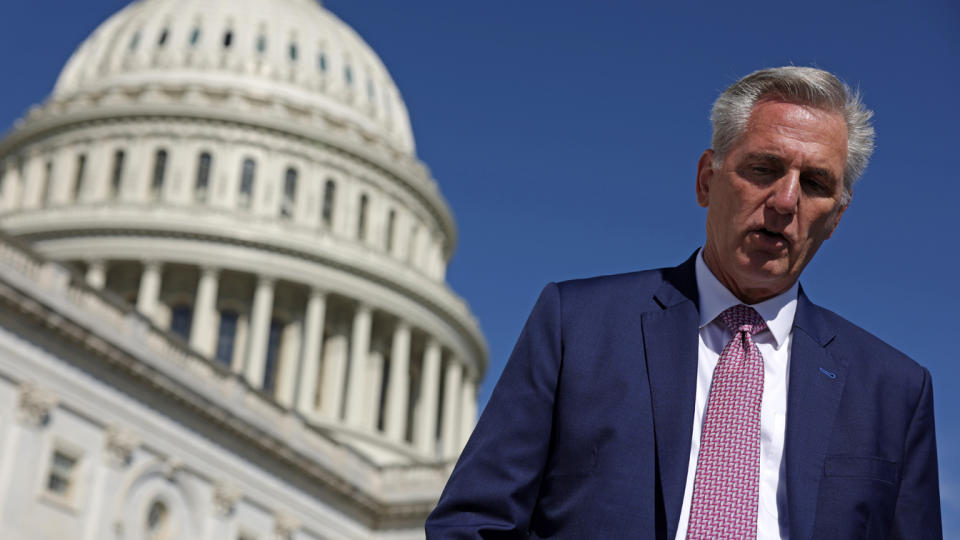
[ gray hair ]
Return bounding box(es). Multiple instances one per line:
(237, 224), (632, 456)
(710, 66), (874, 205)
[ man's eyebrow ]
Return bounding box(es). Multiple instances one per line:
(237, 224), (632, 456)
(742, 152), (781, 163)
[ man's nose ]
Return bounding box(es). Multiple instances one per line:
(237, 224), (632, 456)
(768, 171), (800, 214)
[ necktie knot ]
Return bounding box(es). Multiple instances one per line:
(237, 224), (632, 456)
(719, 304), (767, 337)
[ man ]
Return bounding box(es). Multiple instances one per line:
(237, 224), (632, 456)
(426, 67), (942, 539)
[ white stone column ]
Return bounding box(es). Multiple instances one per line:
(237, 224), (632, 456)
(244, 276), (275, 389)
(189, 267), (219, 357)
(136, 261), (163, 322)
(1, 159), (23, 212)
(320, 332), (347, 419)
(344, 304), (372, 426)
(85, 144), (110, 202)
(384, 322), (411, 441)
(415, 338), (442, 455)
(441, 359), (463, 458)
(275, 320), (302, 407)
(296, 289), (326, 416)
(459, 375), (477, 451)
(85, 260), (107, 289)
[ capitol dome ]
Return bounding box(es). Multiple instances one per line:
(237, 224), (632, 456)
(0, 0), (484, 537)
(54, 0), (416, 156)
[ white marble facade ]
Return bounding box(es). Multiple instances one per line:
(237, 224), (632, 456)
(0, 0), (486, 538)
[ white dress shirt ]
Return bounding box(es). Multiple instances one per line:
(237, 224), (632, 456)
(674, 251), (797, 540)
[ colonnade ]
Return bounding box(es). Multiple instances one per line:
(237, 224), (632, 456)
(81, 258), (478, 459)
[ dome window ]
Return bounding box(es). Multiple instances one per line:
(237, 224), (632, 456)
(256, 35), (267, 54)
(110, 150), (125, 198)
(317, 52), (327, 73)
(238, 158), (255, 209)
(386, 209), (396, 252)
(367, 80), (375, 102)
(215, 309), (238, 367)
(151, 149), (167, 200)
(321, 179), (336, 228)
(222, 30), (233, 49)
(189, 27), (201, 46)
(157, 28), (169, 47)
(357, 193), (368, 240)
(289, 43), (298, 61)
(129, 31), (141, 51)
(345, 65), (354, 87)
(281, 167), (297, 219)
(195, 152), (212, 202)
(39, 160), (53, 207)
(73, 154), (87, 201)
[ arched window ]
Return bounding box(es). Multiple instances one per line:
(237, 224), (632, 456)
(129, 31), (141, 51)
(145, 499), (169, 539)
(111, 150), (126, 198)
(289, 43), (298, 61)
(189, 27), (201, 46)
(195, 152), (211, 202)
(256, 34), (267, 54)
(357, 194), (368, 240)
(344, 65), (353, 87)
(215, 309), (238, 367)
(222, 30), (233, 49)
(281, 167), (297, 219)
(321, 179), (336, 228)
(262, 318), (284, 393)
(367, 79), (375, 102)
(170, 305), (192, 341)
(385, 209), (396, 252)
(157, 28), (169, 47)
(238, 158), (255, 209)
(73, 154), (87, 201)
(317, 52), (327, 72)
(151, 149), (167, 200)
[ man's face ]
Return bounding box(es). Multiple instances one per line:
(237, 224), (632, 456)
(696, 99), (849, 304)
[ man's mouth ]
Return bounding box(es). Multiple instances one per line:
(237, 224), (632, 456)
(754, 228), (788, 247)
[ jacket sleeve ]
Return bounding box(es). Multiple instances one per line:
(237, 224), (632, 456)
(890, 366), (943, 539)
(426, 283), (563, 539)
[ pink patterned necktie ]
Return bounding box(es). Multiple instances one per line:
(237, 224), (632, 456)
(687, 304), (767, 540)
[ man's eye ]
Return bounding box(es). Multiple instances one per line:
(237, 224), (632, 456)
(802, 178), (829, 194)
(750, 166), (773, 175)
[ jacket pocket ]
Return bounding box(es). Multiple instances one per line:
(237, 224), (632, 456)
(823, 455), (897, 484)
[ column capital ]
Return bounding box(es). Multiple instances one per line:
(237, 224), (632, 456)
(308, 286), (327, 299)
(140, 260), (163, 271)
(199, 265), (220, 278)
(256, 275), (276, 287)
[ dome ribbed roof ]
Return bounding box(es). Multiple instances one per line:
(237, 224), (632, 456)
(53, 0), (415, 155)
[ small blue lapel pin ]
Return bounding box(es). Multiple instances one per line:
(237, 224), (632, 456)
(819, 367), (837, 379)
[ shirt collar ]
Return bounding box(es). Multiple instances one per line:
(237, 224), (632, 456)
(694, 249), (798, 349)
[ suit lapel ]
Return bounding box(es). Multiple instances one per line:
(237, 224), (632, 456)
(643, 255), (700, 540)
(784, 289), (848, 540)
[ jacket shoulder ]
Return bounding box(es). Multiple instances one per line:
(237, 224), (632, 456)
(814, 304), (928, 381)
(553, 268), (669, 314)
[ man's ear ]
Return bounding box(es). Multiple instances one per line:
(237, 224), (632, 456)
(696, 150), (715, 208)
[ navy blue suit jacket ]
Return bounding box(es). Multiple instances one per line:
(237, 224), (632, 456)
(426, 253), (942, 539)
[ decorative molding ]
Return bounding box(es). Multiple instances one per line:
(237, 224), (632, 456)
(104, 425), (140, 467)
(16, 381), (56, 427)
(273, 511), (300, 540)
(212, 481), (241, 517)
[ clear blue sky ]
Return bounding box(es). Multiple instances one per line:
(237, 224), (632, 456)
(2, 0), (957, 533)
